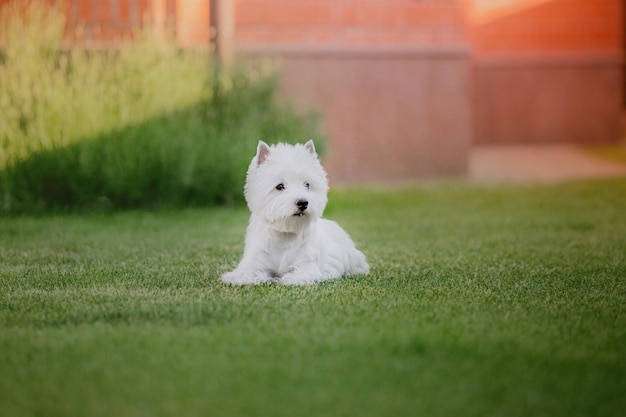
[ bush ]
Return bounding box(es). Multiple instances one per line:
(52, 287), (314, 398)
(0, 1), (325, 212)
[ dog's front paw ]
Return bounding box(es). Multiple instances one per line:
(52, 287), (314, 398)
(221, 270), (273, 285)
(280, 272), (317, 286)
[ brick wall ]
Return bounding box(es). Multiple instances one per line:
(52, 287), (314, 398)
(235, 0), (466, 48)
(467, 0), (623, 145)
(6, 0), (613, 59)
(63, 0), (153, 44)
(468, 0), (622, 55)
(234, 0), (472, 182)
(173, 0), (210, 46)
(0, 0), (211, 47)
(38, 0), (470, 182)
(1, 0), (623, 180)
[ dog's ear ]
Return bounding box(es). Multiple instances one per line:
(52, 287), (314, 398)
(256, 141), (271, 166)
(304, 140), (316, 156)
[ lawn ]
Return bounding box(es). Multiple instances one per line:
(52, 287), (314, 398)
(1, 179), (625, 417)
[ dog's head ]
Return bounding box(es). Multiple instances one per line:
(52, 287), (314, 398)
(244, 140), (329, 233)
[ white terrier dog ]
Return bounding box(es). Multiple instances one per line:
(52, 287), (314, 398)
(222, 140), (369, 285)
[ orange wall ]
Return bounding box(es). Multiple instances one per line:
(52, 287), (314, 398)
(175, 0), (211, 46)
(2, 0), (620, 55)
(64, 0), (153, 44)
(0, 0), (210, 47)
(469, 0), (623, 145)
(467, 0), (622, 56)
(1, 0), (623, 166)
(234, 0), (466, 47)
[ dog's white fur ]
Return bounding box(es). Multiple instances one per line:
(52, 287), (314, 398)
(221, 140), (369, 285)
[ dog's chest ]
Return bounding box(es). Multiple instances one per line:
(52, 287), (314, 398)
(266, 235), (310, 274)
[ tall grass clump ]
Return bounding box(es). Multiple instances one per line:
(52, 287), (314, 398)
(0, 1), (325, 212)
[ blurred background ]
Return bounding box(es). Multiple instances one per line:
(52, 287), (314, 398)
(0, 0), (623, 210)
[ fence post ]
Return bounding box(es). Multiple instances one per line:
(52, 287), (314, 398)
(210, 0), (234, 67)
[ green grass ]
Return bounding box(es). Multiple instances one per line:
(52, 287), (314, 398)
(1, 179), (625, 417)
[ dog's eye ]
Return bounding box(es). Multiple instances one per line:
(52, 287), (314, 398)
(275, 183), (285, 191)
(304, 182), (310, 189)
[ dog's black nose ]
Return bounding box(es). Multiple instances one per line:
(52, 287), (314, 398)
(296, 199), (308, 211)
